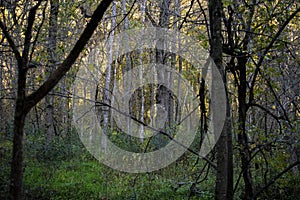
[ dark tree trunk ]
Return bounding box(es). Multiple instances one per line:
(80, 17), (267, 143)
(10, 67), (29, 200)
(208, 0), (233, 199)
(237, 55), (253, 199)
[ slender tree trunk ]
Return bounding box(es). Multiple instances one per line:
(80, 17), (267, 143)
(121, 0), (132, 141)
(237, 56), (253, 199)
(155, 0), (172, 147)
(138, 0), (146, 142)
(102, 0), (116, 150)
(0, 61), (3, 131)
(174, 0), (182, 125)
(45, 0), (59, 144)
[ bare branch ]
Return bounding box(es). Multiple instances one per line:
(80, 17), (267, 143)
(249, 7), (300, 104)
(96, 101), (217, 169)
(248, 103), (285, 121)
(22, 0), (43, 68)
(254, 160), (300, 199)
(25, 0), (114, 112)
(0, 20), (22, 65)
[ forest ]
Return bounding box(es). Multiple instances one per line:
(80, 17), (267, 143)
(0, 0), (299, 199)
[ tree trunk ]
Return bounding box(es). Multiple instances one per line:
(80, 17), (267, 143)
(102, 0), (116, 151)
(138, 0), (147, 142)
(208, 0), (233, 199)
(0, 61), (3, 131)
(155, 0), (172, 147)
(121, 0), (133, 141)
(10, 68), (28, 200)
(45, 0), (59, 144)
(237, 55), (253, 199)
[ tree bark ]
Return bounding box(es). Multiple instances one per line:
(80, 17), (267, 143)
(237, 55), (254, 199)
(10, 67), (27, 200)
(45, 0), (59, 145)
(155, 0), (172, 147)
(102, 0), (116, 151)
(208, 0), (233, 199)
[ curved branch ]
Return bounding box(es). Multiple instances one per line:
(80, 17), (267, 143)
(25, 0), (114, 112)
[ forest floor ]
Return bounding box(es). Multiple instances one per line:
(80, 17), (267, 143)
(1, 132), (299, 199)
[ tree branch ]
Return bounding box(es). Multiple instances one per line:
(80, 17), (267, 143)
(249, 7), (300, 104)
(25, 0), (114, 112)
(96, 101), (217, 169)
(248, 103), (285, 121)
(22, 0), (43, 68)
(254, 161), (300, 199)
(0, 20), (22, 66)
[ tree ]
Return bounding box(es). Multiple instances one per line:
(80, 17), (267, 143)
(0, 0), (113, 198)
(208, 0), (233, 199)
(220, 1), (300, 198)
(45, 0), (59, 145)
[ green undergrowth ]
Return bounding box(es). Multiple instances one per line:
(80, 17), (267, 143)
(2, 129), (300, 199)
(0, 131), (215, 200)
(21, 159), (214, 199)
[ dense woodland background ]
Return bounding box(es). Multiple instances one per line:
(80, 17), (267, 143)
(0, 0), (299, 199)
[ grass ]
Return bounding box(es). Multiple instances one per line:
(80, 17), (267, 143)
(0, 132), (215, 199)
(20, 158), (215, 199)
(2, 130), (300, 199)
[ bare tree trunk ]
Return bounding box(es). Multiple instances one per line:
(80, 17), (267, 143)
(138, 0), (146, 142)
(208, 0), (233, 199)
(102, 0), (116, 151)
(10, 67), (28, 200)
(45, 0), (59, 144)
(155, 0), (172, 147)
(0, 60), (3, 131)
(237, 56), (253, 199)
(121, 0), (132, 141)
(174, 0), (182, 125)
